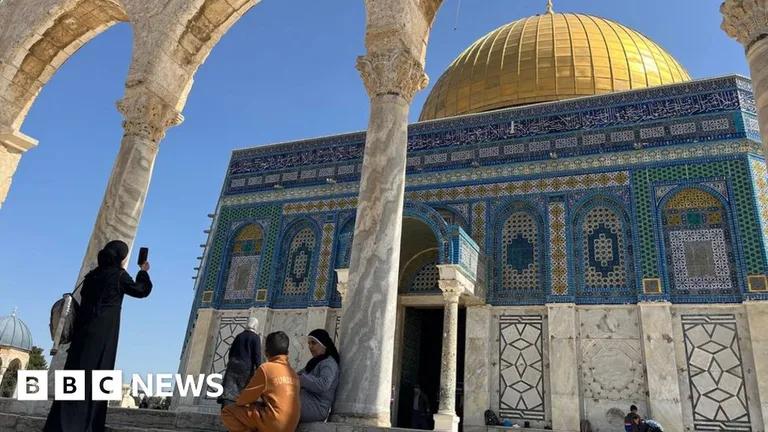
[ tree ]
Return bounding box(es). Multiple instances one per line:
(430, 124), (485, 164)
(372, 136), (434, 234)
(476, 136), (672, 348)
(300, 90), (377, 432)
(27, 346), (48, 370)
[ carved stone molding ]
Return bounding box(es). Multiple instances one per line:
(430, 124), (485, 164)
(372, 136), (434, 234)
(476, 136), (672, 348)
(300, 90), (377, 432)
(117, 88), (184, 143)
(721, 0), (768, 50)
(356, 49), (429, 102)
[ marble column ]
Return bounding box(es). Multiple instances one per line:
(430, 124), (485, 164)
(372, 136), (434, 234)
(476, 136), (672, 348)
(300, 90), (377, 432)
(546, 303), (581, 431)
(49, 87), (182, 379)
(0, 129), (37, 208)
(638, 302), (685, 431)
(332, 49), (428, 426)
(435, 264), (475, 432)
(75, 88), (183, 283)
(722, 1), (768, 160)
(744, 301), (768, 425)
(435, 289), (461, 432)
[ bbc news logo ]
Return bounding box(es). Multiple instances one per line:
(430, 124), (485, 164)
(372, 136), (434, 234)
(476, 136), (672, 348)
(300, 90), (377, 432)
(16, 371), (223, 401)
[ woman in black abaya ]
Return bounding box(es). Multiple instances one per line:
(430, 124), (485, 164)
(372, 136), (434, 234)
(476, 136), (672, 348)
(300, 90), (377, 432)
(44, 240), (152, 432)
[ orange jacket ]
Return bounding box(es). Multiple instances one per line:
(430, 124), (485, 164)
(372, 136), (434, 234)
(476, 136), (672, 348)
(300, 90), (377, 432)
(236, 354), (300, 432)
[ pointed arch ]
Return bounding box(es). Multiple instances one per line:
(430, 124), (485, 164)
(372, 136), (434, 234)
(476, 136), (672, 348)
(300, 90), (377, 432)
(492, 200), (546, 305)
(658, 185), (741, 301)
(572, 195), (636, 303)
(271, 218), (321, 308)
(215, 222), (265, 307)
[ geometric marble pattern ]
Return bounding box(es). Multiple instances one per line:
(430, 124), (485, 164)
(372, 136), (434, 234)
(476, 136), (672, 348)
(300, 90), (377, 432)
(207, 315), (248, 397)
(682, 314), (752, 431)
(499, 315), (544, 420)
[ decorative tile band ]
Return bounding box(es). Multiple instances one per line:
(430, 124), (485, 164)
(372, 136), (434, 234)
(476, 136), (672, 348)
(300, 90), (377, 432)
(548, 200), (568, 295)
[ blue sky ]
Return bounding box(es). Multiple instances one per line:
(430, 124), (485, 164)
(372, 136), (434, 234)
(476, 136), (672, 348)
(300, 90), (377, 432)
(0, 0), (750, 376)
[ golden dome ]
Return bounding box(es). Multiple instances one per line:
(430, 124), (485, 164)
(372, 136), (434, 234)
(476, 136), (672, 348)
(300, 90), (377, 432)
(419, 12), (691, 121)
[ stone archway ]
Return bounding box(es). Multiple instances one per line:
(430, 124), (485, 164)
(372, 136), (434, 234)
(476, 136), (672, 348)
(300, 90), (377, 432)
(0, 358), (22, 397)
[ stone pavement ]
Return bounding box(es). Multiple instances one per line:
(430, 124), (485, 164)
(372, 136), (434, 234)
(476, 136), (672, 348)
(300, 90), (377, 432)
(0, 398), (558, 432)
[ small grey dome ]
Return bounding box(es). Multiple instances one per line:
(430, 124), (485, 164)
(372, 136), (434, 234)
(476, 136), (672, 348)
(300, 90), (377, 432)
(0, 310), (33, 352)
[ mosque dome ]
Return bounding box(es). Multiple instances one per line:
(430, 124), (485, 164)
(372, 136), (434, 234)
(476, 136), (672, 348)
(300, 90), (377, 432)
(419, 8), (691, 121)
(0, 311), (33, 352)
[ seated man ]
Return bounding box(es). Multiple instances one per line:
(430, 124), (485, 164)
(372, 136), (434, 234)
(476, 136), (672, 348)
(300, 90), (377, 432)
(221, 331), (300, 432)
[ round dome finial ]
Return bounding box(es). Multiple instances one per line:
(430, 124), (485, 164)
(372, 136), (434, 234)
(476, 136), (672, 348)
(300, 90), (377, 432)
(545, 0), (554, 14)
(11, 306), (17, 317)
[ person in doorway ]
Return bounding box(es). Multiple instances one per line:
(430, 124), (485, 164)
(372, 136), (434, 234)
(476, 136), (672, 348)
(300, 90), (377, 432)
(217, 316), (262, 408)
(624, 405), (639, 432)
(44, 240), (153, 432)
(298, 328), (340, 422)
(411, 384), (432, 429)
(221, 331), (300, 432)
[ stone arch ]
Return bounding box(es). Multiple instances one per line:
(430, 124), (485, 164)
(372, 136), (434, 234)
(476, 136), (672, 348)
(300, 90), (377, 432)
(571, 194), (636, 303)
(0, 358), (22, 397)
(214, 222), (265, 307)
(0, 0), (129, 129)
(270, 218), (321, 308)
(171, 0), (261, 69)
(432, 204), (469, 232)
(492, 200), (546, 305)
(658, 185), (741, 301)
(334, 215), (356, 270)
(403, 201), (451, 263)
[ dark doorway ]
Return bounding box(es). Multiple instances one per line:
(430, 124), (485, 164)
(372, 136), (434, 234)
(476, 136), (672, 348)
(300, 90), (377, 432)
(396, 307), (466, 430)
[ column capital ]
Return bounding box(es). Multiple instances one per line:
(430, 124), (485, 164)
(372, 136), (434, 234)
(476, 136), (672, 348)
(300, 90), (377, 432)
(721, 0), (768, 50)
(356, 49), (429, 102)
(117, 88), (184, 144)
(437, 264), (475, 303)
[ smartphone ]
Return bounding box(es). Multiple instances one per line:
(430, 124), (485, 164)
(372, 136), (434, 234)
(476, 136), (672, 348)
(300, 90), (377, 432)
(138, 247), (149, 266)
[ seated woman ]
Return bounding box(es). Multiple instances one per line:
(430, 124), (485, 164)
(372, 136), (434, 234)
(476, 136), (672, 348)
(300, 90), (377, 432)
(298, 329), (340, 422)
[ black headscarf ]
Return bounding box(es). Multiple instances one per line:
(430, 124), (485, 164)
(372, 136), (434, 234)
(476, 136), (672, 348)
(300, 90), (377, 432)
(97, 240), (129, 268)
(304, 329), (340, 373)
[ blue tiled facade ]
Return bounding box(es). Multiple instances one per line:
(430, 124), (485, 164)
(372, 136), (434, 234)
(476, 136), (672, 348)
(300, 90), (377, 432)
(183, 76), (768, 350)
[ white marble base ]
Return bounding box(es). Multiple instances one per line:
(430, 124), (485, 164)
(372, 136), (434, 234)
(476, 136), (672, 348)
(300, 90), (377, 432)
(433, 411), (460, 432)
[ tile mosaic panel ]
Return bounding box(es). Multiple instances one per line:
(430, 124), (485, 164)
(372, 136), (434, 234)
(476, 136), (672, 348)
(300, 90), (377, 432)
(632, 160), (760, 285)
(223, 255), (260, 301)
(281, 227), (316, 296)
(548, 201), (568, 295)
(499, 315), (545, 421)
(681, 314), (752, 431)
(497, 209), (544, 304)
(472, 202), (487, 250)
(313, 223), (335, 302)
(748, 157), (768, 268)
(662, 188), (739, 298)
(575, 203), (634, 302)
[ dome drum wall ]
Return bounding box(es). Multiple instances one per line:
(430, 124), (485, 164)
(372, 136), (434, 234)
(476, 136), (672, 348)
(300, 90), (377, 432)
(420, 13), (691, 121)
